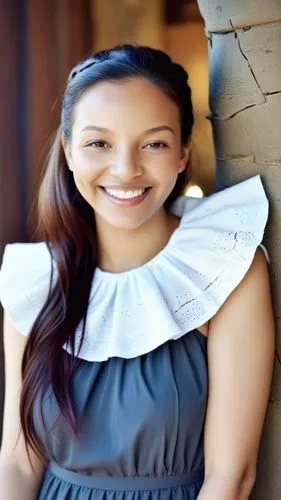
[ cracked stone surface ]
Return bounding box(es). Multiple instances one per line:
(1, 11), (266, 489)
(212, 93), (281, 161)
(197, 1), (281, 33)
(209, 31), (265, 119)
(209, 23), (281, 120)
(237, 23), (281, 94)
(197, 1), (281, 498)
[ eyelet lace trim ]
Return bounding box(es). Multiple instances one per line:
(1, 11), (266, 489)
(0, 175), (269, 361)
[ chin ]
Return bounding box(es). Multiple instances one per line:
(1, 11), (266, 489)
(103, 216), (149, 231)
(93, 195), (168, 230)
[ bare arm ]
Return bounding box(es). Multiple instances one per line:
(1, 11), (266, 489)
(0, 464), (43, 500)
(198, 247), (275, 499)
(0, 311), (46, 499)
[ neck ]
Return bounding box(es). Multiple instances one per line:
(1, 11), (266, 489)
(95, 208), (180, 273)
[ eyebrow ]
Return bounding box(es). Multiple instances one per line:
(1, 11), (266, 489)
(80, 125), (175, 135)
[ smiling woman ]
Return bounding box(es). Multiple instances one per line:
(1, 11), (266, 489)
(0, 44), (275, 500)
(62, 77), (190, 261)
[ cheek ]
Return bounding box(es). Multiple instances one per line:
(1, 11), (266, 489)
(71, 149), (104, 184)
(150, 157), (181, 184)
(141, 147), (181, 170)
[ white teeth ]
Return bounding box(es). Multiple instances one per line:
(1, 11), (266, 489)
(104, 188), (146, 199)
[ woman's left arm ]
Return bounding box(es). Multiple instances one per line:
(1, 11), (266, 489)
(198, 247), (275, 500)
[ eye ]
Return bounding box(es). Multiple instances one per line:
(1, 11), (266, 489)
(143, 142), (168, 150)
(86, 140), (111, 149)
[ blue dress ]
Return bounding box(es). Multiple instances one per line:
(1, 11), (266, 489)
(35, 329), (207, 499)
(0, 174), (269, 499)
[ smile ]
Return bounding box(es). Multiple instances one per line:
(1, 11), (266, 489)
(104, 187), (146, 199)
(99, 186), (151, 206)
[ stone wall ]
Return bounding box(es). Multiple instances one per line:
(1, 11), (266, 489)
(196, 2), (281, 498)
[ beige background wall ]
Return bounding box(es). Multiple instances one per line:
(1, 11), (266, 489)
(166, 21), (215, 193)
(92, 0), (165, 51)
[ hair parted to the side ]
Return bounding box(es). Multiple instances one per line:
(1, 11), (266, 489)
(18, 43), (194, 471)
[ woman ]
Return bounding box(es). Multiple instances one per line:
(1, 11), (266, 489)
(0, 44), (275, 499)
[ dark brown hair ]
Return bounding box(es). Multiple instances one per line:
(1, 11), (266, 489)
(18, 43), (194, 470)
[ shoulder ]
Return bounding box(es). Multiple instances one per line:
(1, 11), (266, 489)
(234, 244), (272, 319)
(228, 245), (270, 306)
(249, 245), (270, 271)
(209, 245), (274, 338)
(0, 241), (55, 337)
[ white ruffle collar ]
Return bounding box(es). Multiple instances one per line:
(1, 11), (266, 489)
(0, 174), (269, 361)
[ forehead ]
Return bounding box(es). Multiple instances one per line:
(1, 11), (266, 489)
(72, 77), (180, 134)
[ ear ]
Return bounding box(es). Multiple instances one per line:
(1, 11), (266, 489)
(61, 134), (73, 171)
(178, 135), (192, 173)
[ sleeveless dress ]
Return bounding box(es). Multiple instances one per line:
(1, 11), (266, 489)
(0, 174), (270, 499)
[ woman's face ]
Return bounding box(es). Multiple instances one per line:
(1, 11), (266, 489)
(62, 77), (190, 230)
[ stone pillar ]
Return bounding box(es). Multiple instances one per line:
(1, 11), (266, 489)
(196, 1), (281, 498)
(91, 0), (165, 51)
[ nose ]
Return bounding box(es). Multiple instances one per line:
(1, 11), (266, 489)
(109, 148), (143, 181)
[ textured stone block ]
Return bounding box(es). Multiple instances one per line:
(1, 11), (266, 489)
(238, 22), (281, 94)
(197, 0), (281, 33)
(209, 32), (265, 119)
(212, 94), (281, 162)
